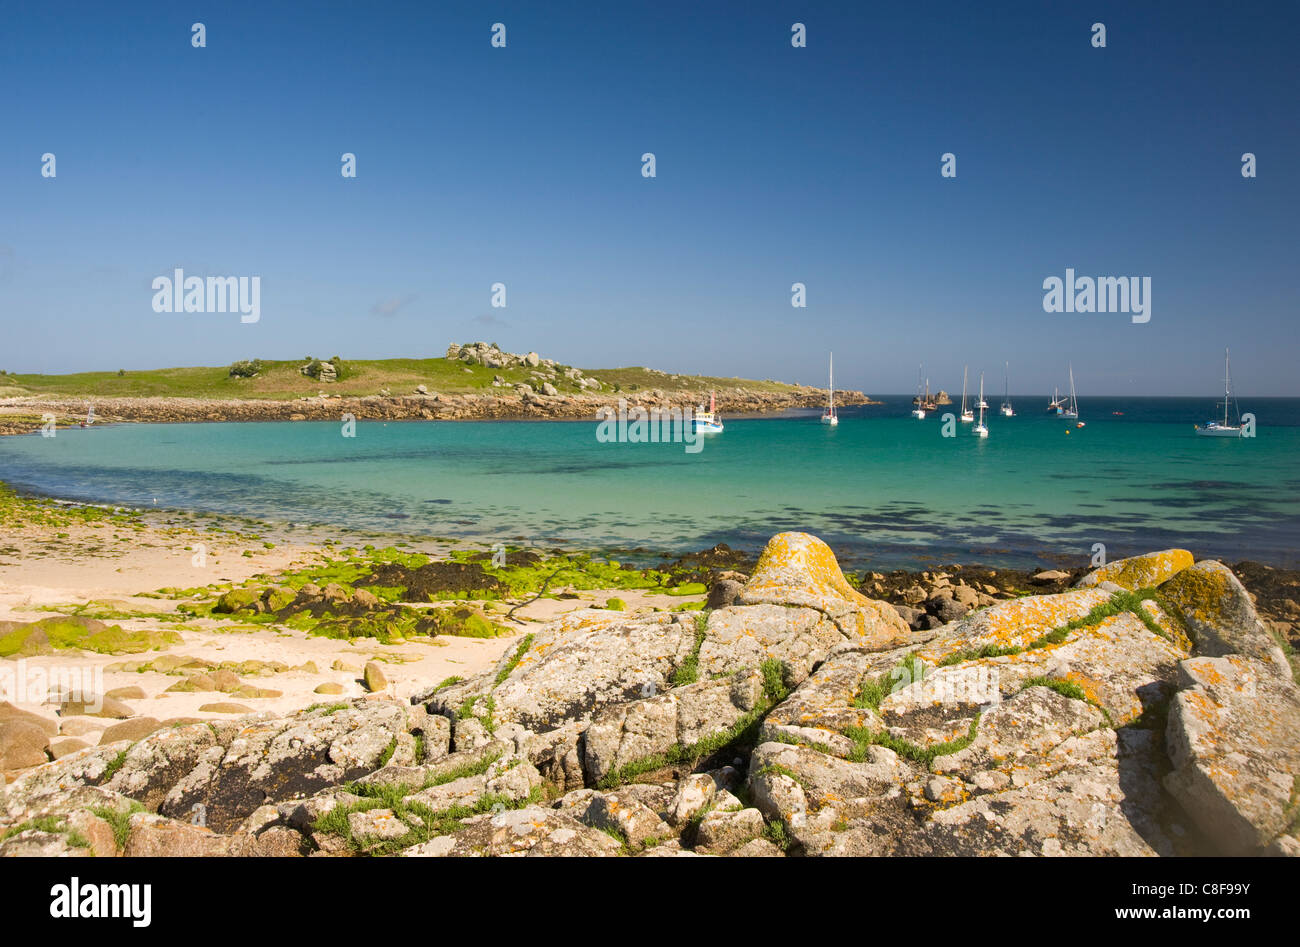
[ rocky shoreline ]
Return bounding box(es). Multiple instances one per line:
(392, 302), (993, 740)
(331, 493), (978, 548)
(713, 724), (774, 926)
(0, 387), (875, 435)
(2, 532), (1296, 857)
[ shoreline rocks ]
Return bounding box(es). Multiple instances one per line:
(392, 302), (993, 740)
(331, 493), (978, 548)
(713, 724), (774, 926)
(2, 533), (1296, 857)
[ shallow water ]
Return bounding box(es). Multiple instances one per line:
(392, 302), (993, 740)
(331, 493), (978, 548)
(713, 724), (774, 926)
(3, 396), (1298, 571)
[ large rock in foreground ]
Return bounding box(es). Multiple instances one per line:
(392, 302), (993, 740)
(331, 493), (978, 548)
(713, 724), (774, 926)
(3, 534), (1296, 858)
(1164, 654), (1300, 854)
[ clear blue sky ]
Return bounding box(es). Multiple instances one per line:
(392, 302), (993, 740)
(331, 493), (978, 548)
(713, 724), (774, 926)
(2, 0), (1297, 395)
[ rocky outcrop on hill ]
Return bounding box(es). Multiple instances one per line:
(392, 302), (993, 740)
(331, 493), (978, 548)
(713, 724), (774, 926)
(2, 536), (1295, 857)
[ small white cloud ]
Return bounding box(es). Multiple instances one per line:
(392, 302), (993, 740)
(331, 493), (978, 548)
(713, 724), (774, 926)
(371, 294), (417, 317)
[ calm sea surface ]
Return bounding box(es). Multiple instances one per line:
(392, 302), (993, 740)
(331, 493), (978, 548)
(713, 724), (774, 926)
(3, 396), (1298, 571)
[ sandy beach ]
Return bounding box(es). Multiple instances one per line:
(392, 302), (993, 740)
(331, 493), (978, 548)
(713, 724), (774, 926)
(0, 495), (705, 774)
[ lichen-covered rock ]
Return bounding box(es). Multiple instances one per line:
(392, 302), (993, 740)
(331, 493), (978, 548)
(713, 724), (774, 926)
(159, 700), (413, 832)
(737, 532), (910, 641)
(694, 806), (765, 853)
(1076, 549), (1194, 591)
(401, 806), (624, 857)
(104, 722), (219, 811)
(1164, 653), (1300, 853)
(124, 812), (236, 857)
(915, 588), (1111, 665)
(748, 740), (907, 829)
(578, 791), (672, 847)
(921, 726), (1175, 857)
(0, 743), (132, 818)
(419, 610), (699, 733)
(700, 603), (898, 685)
(582, 670), (762, 784)
(1160, 560), (1292, 678)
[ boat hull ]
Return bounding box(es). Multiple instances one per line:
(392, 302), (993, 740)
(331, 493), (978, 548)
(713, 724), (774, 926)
(1195, 425), (1242, 438)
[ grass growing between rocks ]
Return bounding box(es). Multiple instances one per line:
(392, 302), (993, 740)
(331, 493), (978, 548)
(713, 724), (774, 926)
(1021, 676), (1089, 702)
(101, 749), (129, 781)
(671, 612), (710, 686)
(495, 634), (535, 686)
(314, 780), (542, 857)
(90, 801), (145, 851)
(844, 715), (982, 767)
(853, 654), (923, 710)
(596, 660), (794, 790)
(0, 815), (91, 851)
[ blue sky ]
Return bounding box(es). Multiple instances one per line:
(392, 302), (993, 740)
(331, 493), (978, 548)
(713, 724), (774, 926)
(2, 0), (1297, 395)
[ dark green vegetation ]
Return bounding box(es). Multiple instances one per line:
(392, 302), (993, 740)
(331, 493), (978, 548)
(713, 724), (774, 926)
(162, 545), (708, 644)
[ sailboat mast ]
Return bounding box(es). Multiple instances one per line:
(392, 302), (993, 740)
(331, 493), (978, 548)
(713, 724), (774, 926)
(829, 353), (834, 411)
(1224, 348), (1231, 426)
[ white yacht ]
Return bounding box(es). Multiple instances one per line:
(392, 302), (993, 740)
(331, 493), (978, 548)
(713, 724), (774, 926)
(1196, 348), (1245, 438)
(820, 353), (838, 425)
(973, 373), (989, 437)
(999, 362), (1014, 416)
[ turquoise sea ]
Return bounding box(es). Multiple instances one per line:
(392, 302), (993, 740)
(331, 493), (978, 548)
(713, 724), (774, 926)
(3, 396), (1298, 571)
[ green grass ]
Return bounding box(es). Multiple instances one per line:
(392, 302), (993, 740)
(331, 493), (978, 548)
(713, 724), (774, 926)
(596, 700), (770, 790)
(843, 714), (982, 766)
(2, 814), (95, 852)
(6, 356), (810, 402)
(671, 614), (709, 686)
(101, 749), (129, 781)
(90, 801), (145, 851)
(495, 634), (535, 686)
(1022, 676), (1089, 702)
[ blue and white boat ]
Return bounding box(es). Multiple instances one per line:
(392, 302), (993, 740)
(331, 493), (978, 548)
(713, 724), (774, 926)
(693, 391), (724, 434)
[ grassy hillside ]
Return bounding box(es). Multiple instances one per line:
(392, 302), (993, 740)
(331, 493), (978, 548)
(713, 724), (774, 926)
(1, 357), (808, 401)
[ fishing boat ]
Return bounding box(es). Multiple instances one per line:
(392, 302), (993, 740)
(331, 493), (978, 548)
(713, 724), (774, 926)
(1195, 348), (1244, 438)
(821, 353), (838, 425)
(999, 362), (1014, 416)
(1060, 364), (1079, 419)
(911, 365), (927, 419)
(973, 373), (988, 437)
(693, 391), (724, 434)
(960, 366), (974, 422)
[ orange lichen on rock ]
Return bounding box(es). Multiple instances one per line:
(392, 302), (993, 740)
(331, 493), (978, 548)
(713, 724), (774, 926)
(738, 532), (909, 642)
(1076, 548), (1193, 591)
(915, 588), (1110, 664)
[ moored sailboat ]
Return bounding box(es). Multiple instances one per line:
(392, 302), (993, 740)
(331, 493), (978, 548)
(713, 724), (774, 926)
(911, 365), (927, 419)
(960, 366), (974, 422)
(973, 373), (988, 437)
(821, 353), (838, 425)
(1195, 348), (1245, 438)
(1060, 364), (1079, 420)
(1000, 362), (1014, 416)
